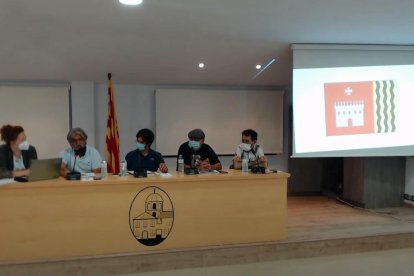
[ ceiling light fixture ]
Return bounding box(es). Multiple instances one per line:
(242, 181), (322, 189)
(119, 0), (143, 5)
(198, 63), (205, 69)
(255, 64), (262, 70)
(252, 58), (276, 80)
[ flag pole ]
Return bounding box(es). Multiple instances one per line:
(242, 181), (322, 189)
(105, 72), (121, 174)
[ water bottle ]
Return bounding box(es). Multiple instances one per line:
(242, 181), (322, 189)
(101, 160), (108, 179)
(242, 154), (249, 173)
(177, 154), (184, 173)
(120, 159), (127, 177)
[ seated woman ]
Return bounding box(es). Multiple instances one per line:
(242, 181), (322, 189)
(0, 124), (38, 179)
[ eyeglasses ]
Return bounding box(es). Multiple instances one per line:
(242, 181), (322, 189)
(70, 138), (85, 143)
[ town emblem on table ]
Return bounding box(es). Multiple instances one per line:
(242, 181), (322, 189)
(129, 186), (174, 246)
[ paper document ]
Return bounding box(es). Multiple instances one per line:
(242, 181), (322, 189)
(199, 170), (219, 174)
(0, 178), (17, 186)
(156, 172), (173, 177)
(81, 173), (95, 181)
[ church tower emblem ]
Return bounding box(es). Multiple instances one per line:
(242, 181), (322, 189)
(129, 186), (174, 246)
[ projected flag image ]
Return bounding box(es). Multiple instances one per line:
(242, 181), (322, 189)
(324, 80), (397, 136)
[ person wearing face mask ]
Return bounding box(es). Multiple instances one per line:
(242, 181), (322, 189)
(233, 129), (267, 169)
(125, 128), (168, 173)
(0, 124), (38, 179)
(59, 128), (102, 177)
(177, 128), (222, 171)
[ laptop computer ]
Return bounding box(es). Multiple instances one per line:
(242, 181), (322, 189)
(27, 158), (62, 182)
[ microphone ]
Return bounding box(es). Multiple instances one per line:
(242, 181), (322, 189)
(189, 147), (194, 167)
(191, 154), (202, 168)
(191, 154), (195, 168)
(251, 145), (257, 161)
(66, 153), (81, 180)
(184, 152), (200, 175)
(251, 145), (266, 174)
(72, 154), (79, 173)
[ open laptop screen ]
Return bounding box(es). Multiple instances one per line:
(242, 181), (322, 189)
(27, 158), (61, 182)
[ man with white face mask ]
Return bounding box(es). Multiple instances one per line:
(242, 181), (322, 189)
(177, 128), (222, 171)
(233, 129), (267, 169)
(0, 124), (38, 179)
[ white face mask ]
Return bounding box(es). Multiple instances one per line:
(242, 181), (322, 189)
(18, 141), (30, 151)
(239, 143), (251, 152)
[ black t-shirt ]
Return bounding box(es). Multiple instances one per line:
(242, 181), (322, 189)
(125, 149), (165, 172)
(177, 142), (220, 168)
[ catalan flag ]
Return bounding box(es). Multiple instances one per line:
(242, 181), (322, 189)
(105, 73), (120, 174)
(324, 80), (397, 136)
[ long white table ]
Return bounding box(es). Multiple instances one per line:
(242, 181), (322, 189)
(0, 170), (289, 263)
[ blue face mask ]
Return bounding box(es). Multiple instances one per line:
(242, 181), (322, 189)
(188, 140), (201, 151)
(136, 142), (146, 151)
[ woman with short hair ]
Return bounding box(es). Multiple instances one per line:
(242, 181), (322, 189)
(0, 124), (37, 179)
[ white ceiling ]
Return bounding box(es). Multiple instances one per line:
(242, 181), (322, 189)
(1, 0), (413, 87)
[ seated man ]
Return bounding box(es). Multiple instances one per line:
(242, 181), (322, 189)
(177, 128), (222, 171)
(233, 129), (268, 169)
(60, 128), (102, 177)
(125, 128), (168, 173)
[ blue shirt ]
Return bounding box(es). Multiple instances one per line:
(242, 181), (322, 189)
(125, 149), (165, 172)
(60, 146), (102, 173)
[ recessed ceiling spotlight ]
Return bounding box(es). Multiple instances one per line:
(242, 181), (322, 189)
(198, 63), (205, 69)
(255, 64), (262, 70)
(119, 0), (143, 5)
(252, 58), (276, 80)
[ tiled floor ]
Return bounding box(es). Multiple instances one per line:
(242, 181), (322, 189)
(123, 247), (414, 276)
(123, 196), (414, 275)
(287, 196), (414, 241)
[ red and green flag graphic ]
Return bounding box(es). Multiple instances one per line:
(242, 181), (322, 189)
(325, 80), (397, 136)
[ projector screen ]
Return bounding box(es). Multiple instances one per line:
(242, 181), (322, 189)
(292, 45), (414, 157)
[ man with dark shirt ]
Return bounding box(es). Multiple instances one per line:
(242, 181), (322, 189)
(177, 128), (222, 171)
(126, 129), (168, 173)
